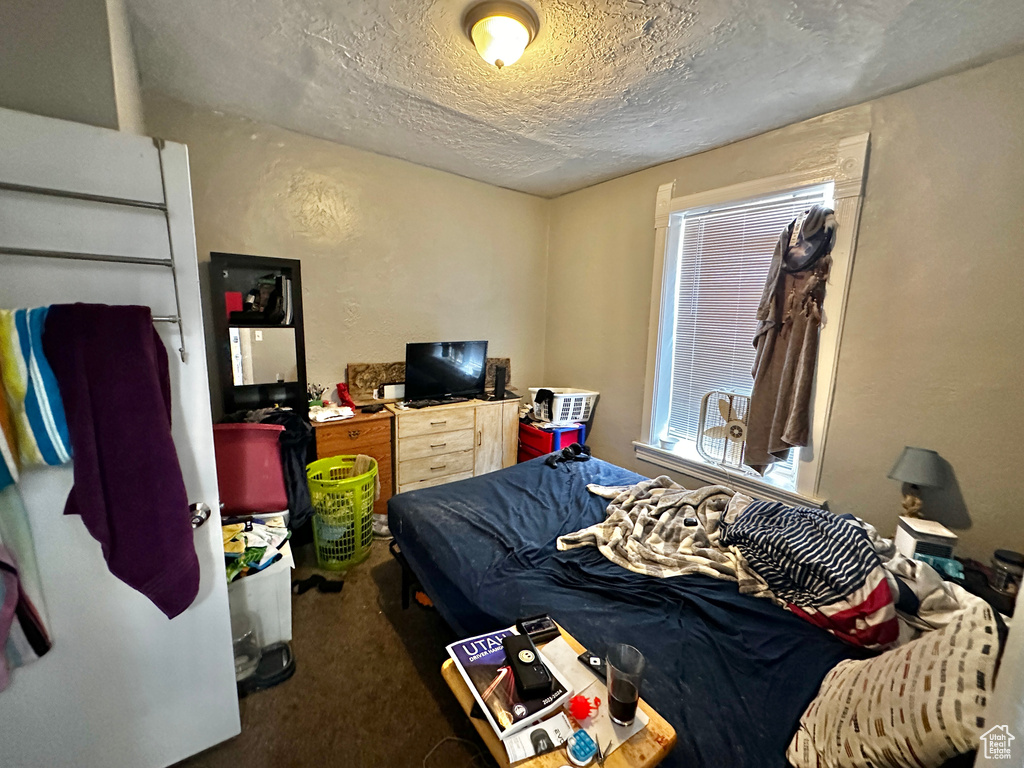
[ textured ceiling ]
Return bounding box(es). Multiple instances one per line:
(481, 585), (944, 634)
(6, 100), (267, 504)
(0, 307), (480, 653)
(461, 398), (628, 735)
(126, 0), (1024, 197)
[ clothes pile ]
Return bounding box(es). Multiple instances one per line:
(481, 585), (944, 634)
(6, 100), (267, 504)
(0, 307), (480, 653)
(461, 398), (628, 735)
(558, 476), (978, 649)
(222, 515), (290, 583)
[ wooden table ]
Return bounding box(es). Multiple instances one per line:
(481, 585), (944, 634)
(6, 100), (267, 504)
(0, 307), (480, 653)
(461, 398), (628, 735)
(441, 627), (676, 767)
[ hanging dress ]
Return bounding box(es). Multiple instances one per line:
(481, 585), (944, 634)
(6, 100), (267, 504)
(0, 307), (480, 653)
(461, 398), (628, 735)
(745, 205), (837, 474)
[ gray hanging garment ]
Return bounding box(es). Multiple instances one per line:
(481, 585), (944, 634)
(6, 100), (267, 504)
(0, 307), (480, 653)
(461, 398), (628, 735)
(744, 205), (837, 474)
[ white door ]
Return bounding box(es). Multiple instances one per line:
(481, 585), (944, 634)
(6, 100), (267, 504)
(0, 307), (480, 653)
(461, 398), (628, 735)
(0, 107), (240, 767)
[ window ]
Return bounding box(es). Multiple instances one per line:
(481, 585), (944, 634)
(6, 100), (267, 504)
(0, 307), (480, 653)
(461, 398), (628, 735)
(637, 135), (869, 504)
(665, 185), (833, 488)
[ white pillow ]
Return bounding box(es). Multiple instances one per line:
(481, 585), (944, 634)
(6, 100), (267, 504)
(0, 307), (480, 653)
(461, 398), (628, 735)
(788, 596), (999, 768)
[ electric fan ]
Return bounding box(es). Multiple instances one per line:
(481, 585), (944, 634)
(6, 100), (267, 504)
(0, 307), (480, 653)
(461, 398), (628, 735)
(696, 391), (751, 471)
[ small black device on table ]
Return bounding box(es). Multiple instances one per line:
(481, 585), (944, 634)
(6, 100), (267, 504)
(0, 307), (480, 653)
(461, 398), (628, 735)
(577, 650), (608, 680)
(516, 614), (560, 643)
(502, 633), (553, 698)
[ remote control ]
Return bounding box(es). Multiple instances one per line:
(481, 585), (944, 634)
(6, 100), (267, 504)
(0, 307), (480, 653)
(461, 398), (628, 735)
(502, 633), (553, 698)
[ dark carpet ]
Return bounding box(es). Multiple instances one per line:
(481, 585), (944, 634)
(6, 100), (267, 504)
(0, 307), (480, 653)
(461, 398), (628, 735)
(176, 541), (497, 768)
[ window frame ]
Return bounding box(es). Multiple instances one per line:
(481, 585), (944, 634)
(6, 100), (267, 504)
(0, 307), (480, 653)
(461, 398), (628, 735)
(636, 133), (870, 506)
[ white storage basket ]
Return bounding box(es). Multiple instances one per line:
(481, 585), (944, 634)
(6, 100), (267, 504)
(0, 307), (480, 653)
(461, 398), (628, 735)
(529, 388), (599, 425)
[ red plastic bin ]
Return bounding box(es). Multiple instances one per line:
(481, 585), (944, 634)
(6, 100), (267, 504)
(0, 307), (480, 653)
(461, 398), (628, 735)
(518, 422), (584, 462)
(212, 423), (288, 514)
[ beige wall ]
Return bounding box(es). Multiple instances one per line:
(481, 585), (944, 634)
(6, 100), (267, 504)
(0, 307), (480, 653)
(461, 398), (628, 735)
(0, 0), (118, 129)
(143, 51), (1023, 558)
(545, 52), (1024, 559)
(143, 94), (549, 411)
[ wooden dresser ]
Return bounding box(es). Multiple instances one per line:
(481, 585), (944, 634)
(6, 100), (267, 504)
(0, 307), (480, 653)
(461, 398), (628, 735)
(312, 409), (394, 518)
(388, 398), (520, 494)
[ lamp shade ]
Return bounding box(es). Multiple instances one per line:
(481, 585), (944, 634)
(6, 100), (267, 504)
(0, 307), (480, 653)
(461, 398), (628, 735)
(887, 447), (944, 488)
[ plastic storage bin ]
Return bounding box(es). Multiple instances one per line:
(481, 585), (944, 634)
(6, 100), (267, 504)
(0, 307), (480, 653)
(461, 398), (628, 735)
(529, 388), (599, 425)
(517, 421), (585, 463)
(213, 423), (288, 514)
(227, 542), (294, 647)
(306, 455), (377, 571)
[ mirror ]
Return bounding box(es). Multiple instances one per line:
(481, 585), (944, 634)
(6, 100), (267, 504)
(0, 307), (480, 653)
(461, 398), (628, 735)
(229, 327), (298, 386)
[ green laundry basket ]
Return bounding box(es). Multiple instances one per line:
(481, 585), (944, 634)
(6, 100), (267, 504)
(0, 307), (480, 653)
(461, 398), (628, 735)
(306, 455), (377, 571)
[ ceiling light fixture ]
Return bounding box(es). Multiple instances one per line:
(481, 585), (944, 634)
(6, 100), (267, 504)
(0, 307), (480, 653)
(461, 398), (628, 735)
(463, 1), (539, 69)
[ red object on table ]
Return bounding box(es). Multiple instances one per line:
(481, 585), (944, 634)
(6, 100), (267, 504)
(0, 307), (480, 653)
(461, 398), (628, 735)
(336, 383), (357, 410)
(569, 694), (602, 721)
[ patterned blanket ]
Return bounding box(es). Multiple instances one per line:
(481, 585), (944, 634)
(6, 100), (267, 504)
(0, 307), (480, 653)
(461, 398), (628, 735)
(558, 478), (902, 649)
(556, 477), (773, 599)
(719, 500), (899, 649)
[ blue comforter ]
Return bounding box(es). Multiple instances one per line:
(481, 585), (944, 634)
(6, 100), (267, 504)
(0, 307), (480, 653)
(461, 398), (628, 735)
(389, 457), (863, 768)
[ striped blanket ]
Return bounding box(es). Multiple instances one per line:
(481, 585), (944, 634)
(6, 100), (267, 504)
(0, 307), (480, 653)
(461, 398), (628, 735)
(720, 500), (898, 649)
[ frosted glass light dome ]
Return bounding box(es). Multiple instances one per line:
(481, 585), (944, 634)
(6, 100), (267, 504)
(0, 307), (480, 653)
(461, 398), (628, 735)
(464, 2), (539, 69)
(471, 15), (531, 68)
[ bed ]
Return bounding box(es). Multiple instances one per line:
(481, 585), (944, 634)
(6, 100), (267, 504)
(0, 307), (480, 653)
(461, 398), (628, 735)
(388, 456), (865, 768)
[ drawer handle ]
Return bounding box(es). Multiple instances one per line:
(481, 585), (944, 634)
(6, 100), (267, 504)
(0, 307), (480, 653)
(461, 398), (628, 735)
(430, 420), (447, 426)
(430, 464), (447, 471)
(348, 429), (361, 439)
(430, 442), (447, 449)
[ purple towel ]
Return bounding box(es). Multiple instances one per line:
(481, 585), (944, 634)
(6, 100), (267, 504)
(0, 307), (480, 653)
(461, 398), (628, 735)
(43, 304), (198, 619)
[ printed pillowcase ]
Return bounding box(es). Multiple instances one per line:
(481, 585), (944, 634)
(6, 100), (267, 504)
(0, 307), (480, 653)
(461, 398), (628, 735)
(788, 596), (999, 768)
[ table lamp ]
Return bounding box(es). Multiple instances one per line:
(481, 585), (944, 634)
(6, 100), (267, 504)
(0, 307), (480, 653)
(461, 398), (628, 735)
(888, 446), (944, 518)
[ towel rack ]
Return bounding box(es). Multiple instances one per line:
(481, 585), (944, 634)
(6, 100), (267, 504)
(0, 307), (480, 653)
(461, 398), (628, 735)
(0, 139), (188, 361)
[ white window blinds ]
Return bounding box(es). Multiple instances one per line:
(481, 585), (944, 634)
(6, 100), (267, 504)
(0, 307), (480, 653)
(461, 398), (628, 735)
(666, 186), (830, 457)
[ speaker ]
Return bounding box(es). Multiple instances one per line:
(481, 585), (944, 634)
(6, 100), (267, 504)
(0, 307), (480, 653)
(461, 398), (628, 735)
(494, 365), (507, 400)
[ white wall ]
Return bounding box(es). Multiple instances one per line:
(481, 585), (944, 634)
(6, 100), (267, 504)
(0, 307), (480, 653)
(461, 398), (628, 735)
(142, 94), (550, 412)
(544, 52), (1024, 560)
(0, 0), (119, 129)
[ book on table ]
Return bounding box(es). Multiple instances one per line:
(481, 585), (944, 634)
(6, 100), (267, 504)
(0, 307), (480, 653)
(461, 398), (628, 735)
(446, 626), (574, 740)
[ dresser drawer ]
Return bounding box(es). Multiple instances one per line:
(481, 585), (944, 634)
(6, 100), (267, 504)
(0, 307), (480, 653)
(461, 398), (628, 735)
(397, 428), (474, 462)
(398, 470), (474, 495)
(397, 449), (474, 486)
(315, 418), (392, 458)
(398, 407), (475, 439)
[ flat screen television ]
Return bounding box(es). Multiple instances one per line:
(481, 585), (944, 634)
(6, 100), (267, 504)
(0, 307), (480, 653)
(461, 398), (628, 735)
(404, 341), (488, 401)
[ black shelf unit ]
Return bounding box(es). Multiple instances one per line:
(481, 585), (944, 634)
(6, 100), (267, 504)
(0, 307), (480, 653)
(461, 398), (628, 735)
(208, 252), (307, 415)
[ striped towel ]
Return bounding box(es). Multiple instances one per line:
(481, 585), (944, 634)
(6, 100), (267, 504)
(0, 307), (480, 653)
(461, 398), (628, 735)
(0, 309), (62, 679)
(0, 308), (72, 484)
(721, 500), (899, 649)
(0, 375), (18, 489)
